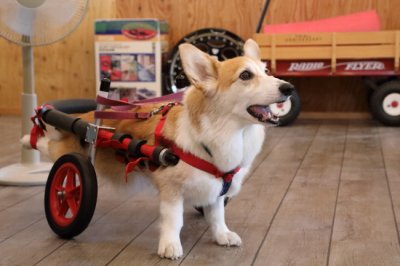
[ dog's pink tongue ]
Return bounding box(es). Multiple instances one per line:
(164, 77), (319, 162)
(250, 105), (271, 121)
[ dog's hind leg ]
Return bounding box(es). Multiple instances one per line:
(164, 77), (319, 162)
(203, 196), (242, 247)
(20, 134), (50, 156)
(157, 195), (184, 260)
(20, 124), (68, 157)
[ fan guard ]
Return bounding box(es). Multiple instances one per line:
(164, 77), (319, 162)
(0, 0), (88, 46)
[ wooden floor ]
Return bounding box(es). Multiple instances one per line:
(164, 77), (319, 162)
(1, 116), (400, 266)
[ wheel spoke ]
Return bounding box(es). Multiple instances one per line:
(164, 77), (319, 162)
(65, 169), (76, 190)
(67, 198), (79, 217)
(58, 200), (69, 217)
(68, 185), (81, 195)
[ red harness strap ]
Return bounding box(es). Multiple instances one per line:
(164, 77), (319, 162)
(169, 143), (240, 183)
(154, 104), (241, 195)
(94, 92), (185, 120)
(154, 103), (178, 145)
(30, 124), (45, 150)
(30, 105), (51, 149)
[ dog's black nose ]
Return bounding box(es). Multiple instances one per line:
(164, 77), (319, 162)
(279, 83), (295, 96)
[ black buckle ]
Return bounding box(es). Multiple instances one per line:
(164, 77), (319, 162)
(220, 180), (232, 196)
(219, 169), (238, 196)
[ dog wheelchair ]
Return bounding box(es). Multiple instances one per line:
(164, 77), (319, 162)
(30, 79), (182, 238)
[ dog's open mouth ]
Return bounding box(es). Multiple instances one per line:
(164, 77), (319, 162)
(247, 105), (279, 125)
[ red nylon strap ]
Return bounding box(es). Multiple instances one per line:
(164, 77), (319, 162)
(96, 95), (135, 107)
(169, 143), (240, 181)
(96, 91), (184, 108)
(221, 166), (241, 182)
(29, 105), (50, 149)
(29, 124), (44, 150)
(94, 97), (183, 121)
(111, 105), (135, 111)
(133, 91), (184, 104)
(153, 104), (241, 182)
(95, 137), (150, 181)
(170, 144), (218, 175)
(124, 157), (148, 182)
(94, 110), (151, 120)
(154, 103), (179, 146)
(154, 115), (167, 146)
(95, 90), (185, 121)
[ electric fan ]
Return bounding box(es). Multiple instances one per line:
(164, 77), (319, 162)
(0, 0), (88, 185)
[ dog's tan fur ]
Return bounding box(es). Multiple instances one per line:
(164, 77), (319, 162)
(29, 39), (290, 259)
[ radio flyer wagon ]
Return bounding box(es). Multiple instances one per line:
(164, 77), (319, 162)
(254, 30), (400, 126)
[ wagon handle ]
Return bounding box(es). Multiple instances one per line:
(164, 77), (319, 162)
(256, 0), (271, 33)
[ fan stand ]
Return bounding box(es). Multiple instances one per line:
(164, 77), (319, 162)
(0, 46), (52, 186)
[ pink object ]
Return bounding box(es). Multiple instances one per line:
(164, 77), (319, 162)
(263, 10), (381, 33)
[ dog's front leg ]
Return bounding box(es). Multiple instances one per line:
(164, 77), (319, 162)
(157, 196), (184, 260)
(203, 196), (242, 247)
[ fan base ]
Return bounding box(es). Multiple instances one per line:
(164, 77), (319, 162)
(0, 162), (52, 186)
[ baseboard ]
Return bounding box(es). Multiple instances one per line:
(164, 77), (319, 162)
(300, 112), (372, 120)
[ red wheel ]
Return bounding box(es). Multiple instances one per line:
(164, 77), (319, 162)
(49, 162), (82, 227)
(45, 153), (97, 239)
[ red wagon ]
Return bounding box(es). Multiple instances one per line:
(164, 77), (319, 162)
(254, 30), (400, 126)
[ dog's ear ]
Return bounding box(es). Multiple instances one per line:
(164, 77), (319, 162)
(244, 39), (260, 61)
(179, 44), (218, 91)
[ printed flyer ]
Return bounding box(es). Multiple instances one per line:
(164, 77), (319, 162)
(95, 19), (168, 101)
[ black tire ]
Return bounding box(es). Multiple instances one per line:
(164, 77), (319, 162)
(45, 153), (98, 239)
(194, 197), (229, 216)
(272, 88), (301, 126)
(163, 28), (244, 94)
(369, 81), (400, 126)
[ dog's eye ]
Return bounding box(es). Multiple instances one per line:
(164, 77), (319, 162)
(239, 70), (253, 81)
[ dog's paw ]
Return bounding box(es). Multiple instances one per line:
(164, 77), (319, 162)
(20, 135), (32, 149)
(158, 240), (183, 260)
(215, 230), (242, 247)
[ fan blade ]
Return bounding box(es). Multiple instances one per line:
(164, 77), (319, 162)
(0, 0), (88, 46)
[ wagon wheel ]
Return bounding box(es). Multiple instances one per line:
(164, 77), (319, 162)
(270, 88), (301, 126)
(369, 80), (400, 126)
(45, 153), (98, 239)
(194, 197), (230, 216)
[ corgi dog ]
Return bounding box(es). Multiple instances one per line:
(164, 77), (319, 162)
(23, 39), (293, 260)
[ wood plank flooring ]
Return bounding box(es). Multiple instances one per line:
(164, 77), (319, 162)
(1, 116), (400, 266)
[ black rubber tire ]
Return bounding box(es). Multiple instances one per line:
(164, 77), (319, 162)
(194, 197), (229, 216)
(45, 153), (98, 239)
(277, 89), (301, 126)
(163, 28), (244, 94)
(369, 81), (400, 126)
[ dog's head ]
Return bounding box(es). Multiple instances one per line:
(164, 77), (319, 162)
(179, 39), (294, 126)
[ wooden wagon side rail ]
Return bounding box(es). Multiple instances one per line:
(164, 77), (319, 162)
(254, 31), (400, 75)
